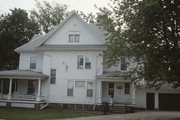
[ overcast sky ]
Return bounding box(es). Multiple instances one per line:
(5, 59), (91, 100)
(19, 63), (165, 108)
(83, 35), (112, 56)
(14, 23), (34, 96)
(0, 0), (110, 14)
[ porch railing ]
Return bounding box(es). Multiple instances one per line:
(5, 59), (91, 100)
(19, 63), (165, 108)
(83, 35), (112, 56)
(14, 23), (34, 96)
(0, 94), (45, 101)
(97, 97), (132, 105)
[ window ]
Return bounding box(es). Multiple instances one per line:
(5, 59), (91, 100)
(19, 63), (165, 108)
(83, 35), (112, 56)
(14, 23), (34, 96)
(75, 34), (80, 42)
(30, 57), (37, 69)
(125, 83), (130, 94)
(67, 81), (74, 96)
(75, 81), (85, 87)
(27, 80), (36, 95)
(1, 79), (9, 94)
(121, 57), (128, 71)
(68, 34), (80, 43)
(77, 55), (91, 69)
(69, 34), (74, 42)
(77, 55), (84, 69)
(50, 69), (56, 84)
(85, 57), (91, 69)
(87, 82), (93, 97)
(108, 83), (114, 97)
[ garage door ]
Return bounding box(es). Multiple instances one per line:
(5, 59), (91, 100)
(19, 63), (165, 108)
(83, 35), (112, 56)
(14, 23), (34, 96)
(159, 93), (180, 111)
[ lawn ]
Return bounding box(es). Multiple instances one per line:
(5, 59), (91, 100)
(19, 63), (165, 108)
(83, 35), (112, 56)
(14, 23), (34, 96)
(0, 108), (103, 120)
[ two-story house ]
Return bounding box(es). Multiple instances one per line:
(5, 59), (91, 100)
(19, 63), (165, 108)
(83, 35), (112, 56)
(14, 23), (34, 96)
(0, 11), (180, 111)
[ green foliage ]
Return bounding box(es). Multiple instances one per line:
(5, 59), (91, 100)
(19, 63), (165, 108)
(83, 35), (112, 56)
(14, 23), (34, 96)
(0, 8), (40, 70)
(99, 0), (180, 88)
(30, 0), (67, 33)
(79, 11), (96, 23)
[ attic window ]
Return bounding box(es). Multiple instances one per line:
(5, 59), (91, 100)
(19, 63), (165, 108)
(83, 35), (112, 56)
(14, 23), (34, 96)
(68, 31), (80, 43)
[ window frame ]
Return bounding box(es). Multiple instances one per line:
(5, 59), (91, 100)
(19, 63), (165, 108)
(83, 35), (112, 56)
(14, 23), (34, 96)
(77, 55), (91, 69)
(68, 33), (80, 43)
(27, 80), (36, 95)
(124, 82), (130, 94)
(67, 81), (74, 96)
(50, 69), (56, 84)
(30, 57), (37, 69)
(75, 81), (85, 87)
(87, 82), (93, 97)
(77, 55), (84, 69)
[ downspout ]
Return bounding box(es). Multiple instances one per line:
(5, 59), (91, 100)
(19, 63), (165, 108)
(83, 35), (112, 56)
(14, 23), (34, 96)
(40, 102), (49, 109)
(93, 55), (98, 110)
(93, 54), (102, 110)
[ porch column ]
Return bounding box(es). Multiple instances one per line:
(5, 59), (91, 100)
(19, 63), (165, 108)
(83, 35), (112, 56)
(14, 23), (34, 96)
(0, 80), (3, 98)
(36, 78), (41, 101)
(154, 92), (159, 110)
(97, 80), (102, 104)
(7, 78), (12, 100)
(131, 81), (136, 105)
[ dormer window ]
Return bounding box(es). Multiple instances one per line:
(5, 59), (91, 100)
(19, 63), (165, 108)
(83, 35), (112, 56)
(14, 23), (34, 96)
(68, 31), (80, 43)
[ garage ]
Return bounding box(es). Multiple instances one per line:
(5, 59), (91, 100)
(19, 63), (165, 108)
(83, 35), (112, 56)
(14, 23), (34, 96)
(159, 93), (180, 111)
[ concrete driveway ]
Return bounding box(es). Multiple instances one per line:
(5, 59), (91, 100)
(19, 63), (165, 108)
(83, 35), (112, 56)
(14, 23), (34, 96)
(60, 111), (180, 120)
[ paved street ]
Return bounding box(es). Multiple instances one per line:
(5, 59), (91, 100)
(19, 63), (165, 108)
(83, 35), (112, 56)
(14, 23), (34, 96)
(59, 111), (180, 120)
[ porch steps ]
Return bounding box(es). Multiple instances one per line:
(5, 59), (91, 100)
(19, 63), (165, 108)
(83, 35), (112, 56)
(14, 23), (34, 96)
(110, 106), (127, 114)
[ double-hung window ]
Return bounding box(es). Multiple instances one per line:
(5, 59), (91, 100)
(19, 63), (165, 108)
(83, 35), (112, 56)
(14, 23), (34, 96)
(77, 55), (91, 69)
(30, 57), (37, 69)
(77, 55), (84, 69)
(67, 81), (74, 96)
(68, 33), (80, 43)
(50, 69), (56, 84)
(87, 82), (93, 97)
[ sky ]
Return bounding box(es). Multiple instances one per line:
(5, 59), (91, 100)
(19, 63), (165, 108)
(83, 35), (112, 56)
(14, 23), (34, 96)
(0, 0), (110, 14)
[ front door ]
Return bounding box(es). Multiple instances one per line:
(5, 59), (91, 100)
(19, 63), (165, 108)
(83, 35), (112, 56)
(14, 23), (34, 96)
(146, 93), (155, 110)
(114, 83), (124, 103)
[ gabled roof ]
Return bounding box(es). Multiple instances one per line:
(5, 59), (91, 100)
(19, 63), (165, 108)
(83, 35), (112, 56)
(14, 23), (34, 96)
(15, 11), (106, 53)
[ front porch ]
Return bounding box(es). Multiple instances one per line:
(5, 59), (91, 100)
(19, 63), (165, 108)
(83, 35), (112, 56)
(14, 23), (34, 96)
(96, 72), (136, 113)
(0, 70), (48, 109)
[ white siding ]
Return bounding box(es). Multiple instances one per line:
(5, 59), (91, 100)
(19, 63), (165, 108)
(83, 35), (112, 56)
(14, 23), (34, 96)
(42, 51), (103, 104)
(19, 52), (43, 72)
(44, 15), (105, 45)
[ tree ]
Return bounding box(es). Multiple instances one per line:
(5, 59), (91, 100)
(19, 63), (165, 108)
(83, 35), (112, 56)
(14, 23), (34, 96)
(79, 11), (96, 23)
(0, 8), (40, 70)
(30, 0), (67, 33)
(99, 0), (180, 88)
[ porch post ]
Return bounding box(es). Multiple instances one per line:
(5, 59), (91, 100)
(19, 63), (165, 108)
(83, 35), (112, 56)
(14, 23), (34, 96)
(0, 79), (3, 98)
(131, 81), (136, 104)
(97, 80), (102, 104)
(36, 78), (41, 101)
(7, 78), (12, 100)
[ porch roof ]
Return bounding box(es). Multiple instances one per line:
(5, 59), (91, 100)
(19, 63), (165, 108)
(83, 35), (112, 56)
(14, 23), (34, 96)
(98, 71), (124, 78)
(0, 70), (48, 79)
(97, 71), (130, 81)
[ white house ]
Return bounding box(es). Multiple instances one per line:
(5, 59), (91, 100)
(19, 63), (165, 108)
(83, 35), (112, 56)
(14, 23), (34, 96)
(0, 11), (180, 111)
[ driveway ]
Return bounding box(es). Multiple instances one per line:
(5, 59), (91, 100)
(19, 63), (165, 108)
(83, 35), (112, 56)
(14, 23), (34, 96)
(60, 111), (180, 120)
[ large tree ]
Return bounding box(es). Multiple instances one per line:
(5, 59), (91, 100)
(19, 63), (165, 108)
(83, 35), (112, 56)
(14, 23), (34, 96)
(30, 0), (67, 33)
(99, 0), (180, 88)
(0, 8), (39, 70)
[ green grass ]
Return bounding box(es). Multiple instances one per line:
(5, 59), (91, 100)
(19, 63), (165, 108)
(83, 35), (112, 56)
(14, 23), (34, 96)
(0, 108), (103, 120)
